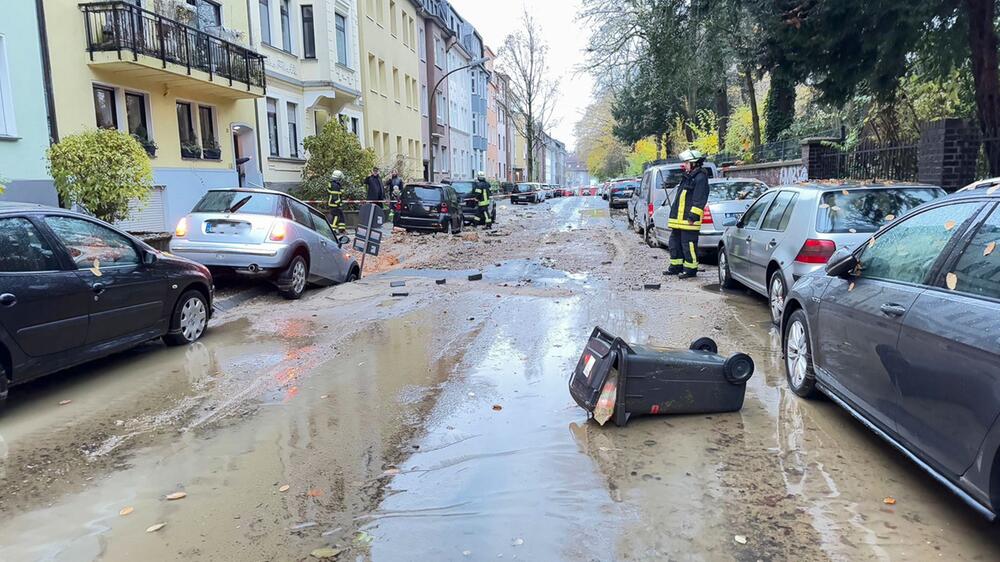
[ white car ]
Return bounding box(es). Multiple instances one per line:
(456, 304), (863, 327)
(629, 161), (719, 247)
(651, 177), (768, 254)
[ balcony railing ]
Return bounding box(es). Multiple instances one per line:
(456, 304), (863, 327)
(80, 1), (265, 92)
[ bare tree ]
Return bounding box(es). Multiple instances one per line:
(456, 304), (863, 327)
(499, 9), (560, 182)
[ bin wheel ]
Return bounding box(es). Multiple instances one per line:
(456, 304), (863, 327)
(689, 337), (718, 354)
(724, 353), (755, 384)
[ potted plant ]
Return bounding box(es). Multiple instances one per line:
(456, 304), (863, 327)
(180, 141), (202, 159)
(132, 127), (157, 157)
(202, 137), (222, 160)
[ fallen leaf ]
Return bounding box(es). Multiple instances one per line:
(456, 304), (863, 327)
(848, 228), (857, 234)
(734, 535), (748, 545)
(848, 282), (856, 292)
(868, 238), (876, 249)
(145, 523), (166, 533)
(985, 241), (996, 257)
(492, 404), (503, 411)
(842, 189), (850, 196)
(310, 547), (344, 559)
(885, 214), (895, 221)
(354, 531), (374, 545)
(307, 489), (323, 497)
(90, 259), (103, 277)
(946, 272), (958, 290)
(944, 220), (957, 230)
(278, 484), (290, 492)
(883, 496), (897, 505)
(58, 400), (72, 406)
(166, 492), (187, 500)
(119, 506), (134, 516)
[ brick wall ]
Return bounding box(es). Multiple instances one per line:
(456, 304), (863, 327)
(918, 119), (981, 192)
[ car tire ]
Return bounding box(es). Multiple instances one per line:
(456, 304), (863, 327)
(718, 247), (738, 289)
(455, 217), (463, 234)
(768, 270), (788, 326)
(346, 268), (360, 282)
(280, 255), (309, 300)
(163, 290), (209, 346)
(645, 223), (660, 248)
(784, 309), (820, 398)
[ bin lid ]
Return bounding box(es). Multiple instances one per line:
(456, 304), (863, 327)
(569, 327), (622, 412)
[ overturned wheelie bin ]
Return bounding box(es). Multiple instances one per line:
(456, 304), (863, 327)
(569, 327), (755, 427)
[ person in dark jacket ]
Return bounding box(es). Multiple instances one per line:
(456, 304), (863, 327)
(471, 171), (493, 229)
(365, 167), (385, 207)
(666, 150), (710, 279)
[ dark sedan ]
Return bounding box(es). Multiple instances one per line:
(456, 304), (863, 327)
(780, 189), (1000, 519)
(0, 203), (213, 410)
(393, 183), (464, 233)
(609, 180), (638, 208)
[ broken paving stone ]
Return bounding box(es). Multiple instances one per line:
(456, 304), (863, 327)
(165, 492), (187, 500)
(310, 547), (344, 559)
(436, 278), (447, 285)
(391, 292), (409, 297)
(390, 280), (406, 288)
(468, 273), (483, 281)
(734, 535), (747, 545)
(644, 283), (661, 290)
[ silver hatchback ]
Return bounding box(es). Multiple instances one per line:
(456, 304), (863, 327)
(718, 182), (945, 325)
(169, 189), (361, 299)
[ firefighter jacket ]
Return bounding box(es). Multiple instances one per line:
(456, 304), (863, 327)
(668, 167), (710, 231)
(327, 180), (343, 208)
(472, 180), (491, 208)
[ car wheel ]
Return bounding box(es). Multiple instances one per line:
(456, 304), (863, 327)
(718, 247), (737, 289)
(768, 270), (788, 326)
(645, 223), (659, 248)
(280, 255), (309, 300)
(784, 309), (820, 398)
(346, 268), (360, 282)
(163, 290), (209, 346)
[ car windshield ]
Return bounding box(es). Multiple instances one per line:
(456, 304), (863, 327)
(816, 188), (944, 233)
(709, 182), (767, 203)
(451, 181), (475, 194)
(404, 186), (443, 202)
(193, 191), (279, 216)
(515, 183), (534, 193)
(614, 182), (638, 191)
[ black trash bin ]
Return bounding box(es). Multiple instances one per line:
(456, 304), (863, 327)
(569, 327), (754, 426)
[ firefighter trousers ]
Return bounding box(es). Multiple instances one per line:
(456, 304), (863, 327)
(328, 207), (347, 233)
(476, 206), (492, 227)
(668, 229), (699, 270)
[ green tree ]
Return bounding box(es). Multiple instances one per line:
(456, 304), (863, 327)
(47, 129), (152, 223)
(299, 119), (378, 204)
(764, 64), (796, 142)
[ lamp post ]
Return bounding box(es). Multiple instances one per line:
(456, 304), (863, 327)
(428, 56), (488, 183)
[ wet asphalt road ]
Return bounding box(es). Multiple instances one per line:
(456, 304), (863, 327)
(1, 196), (999, 561)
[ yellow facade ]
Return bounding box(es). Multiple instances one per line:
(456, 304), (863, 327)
(358, 0), (423, 179)
(45, 0), (263, 229)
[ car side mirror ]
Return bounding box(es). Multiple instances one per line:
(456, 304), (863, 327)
(825, 246), (858, 277)
(337, 234), (351, 246)
(142, 250), (158, 266)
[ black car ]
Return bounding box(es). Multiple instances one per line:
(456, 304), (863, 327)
(781, 189), (1000, 519)
(0, 203), (213, 410)
(450, 180), (497, 226)
(609, 180), (639, 208)
(394, 183), (464, 233)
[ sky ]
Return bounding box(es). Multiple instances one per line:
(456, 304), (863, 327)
(448, 0), (594, 152)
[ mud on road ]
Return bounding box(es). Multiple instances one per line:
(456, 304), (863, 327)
(1, 197), (999, 561)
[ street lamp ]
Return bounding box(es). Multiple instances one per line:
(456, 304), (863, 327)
(428, 57), (489, 182)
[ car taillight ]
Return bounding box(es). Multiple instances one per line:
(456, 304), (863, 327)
(648, 203), (654, 217)
(440, 203), (449, 213)
(174, 217), (188, 237)
(269, 222), (287, 241)
(702, 207), (714, 225)
(795, 239), (836, 264)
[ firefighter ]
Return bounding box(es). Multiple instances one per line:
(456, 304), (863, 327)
(327, 170), (347, 234)
(471, 171), (493, 229)
(666, 149), (710, 278)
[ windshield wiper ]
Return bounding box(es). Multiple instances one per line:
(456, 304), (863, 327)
(227, 196), (253, 214)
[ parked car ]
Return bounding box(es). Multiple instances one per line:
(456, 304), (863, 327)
(512, 182), (543, 204)
(581, 186), (598, 196)
(718, 182), (945, 325)
(780, 188), (1000, 519)
(632, 162), (721, 246)
(608, 179), (640, 209)
(0, 203), (213, 410)
(959, 177), (1000, 193)
(450, 180), (497, 226)
(394, 182), (464, 234)
(651, 176), (766, 251)
(169, 188), (360, 300)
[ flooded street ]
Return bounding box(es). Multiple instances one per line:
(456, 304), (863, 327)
(1, 196), (998, 561)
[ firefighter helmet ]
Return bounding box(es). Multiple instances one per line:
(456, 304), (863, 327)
(331, 170), (345, 180)
(679, 149), (705, 163)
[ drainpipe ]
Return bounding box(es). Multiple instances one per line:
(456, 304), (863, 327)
(36, 0), (59, 143)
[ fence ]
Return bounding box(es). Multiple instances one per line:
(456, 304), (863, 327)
(820, 144), (919, 182)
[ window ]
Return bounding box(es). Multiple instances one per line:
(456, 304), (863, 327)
(311, 212), (336, 240)
(198, 105), (216, 154)
(335, 14), (348, 66)
(0, 218), (60, 273)
(739, 191), (777, 230)
(194, 191), (279, 215)
(760, 191), (798, 232)
(259, 0), (271, 44)
(287, 102), (299, 158)
(948, 206), (1000, 299)
(203, 0), (222, 26)
(378, 59), (387, 95)
(280, 0), (292, 51)
(708, 182), (767, 203)
(367, 54), (377, 92)
(817, 188), (943, 234)
(93, 86), (118, 129)
(266, 97), (279, 156)
(419, 27), (426, 60)
(351, 117), (359, 136)
(390, 1), (397, 36)
(45, 216), (139, 268)
(858, 202), (982, 286)
(421, 84), (428, 116)
(176, 101), (196, 147)
(301, 5), (315, 59)
(0, 35), (16, 136)
(393, 68), (400, 101)
(434, 37), (444, 69)
(436, 91), (445, 124)
(124, 92), (149, 140)
(287, 199), (312, 226)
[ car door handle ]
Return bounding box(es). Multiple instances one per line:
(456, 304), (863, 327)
(745, 236), (752, 242)
(92, 283), (106, 295)
(879, 303), (907, 317)
(767, 239), (778, 248)
(0, 293), (16, 307)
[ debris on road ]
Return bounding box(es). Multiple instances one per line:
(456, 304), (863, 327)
(310, 547), (344, 559)
(165, 491), (187, 500)
(58, 400), (72, 406)
(734, 535), (748, 545)
(391, 292), (410, 297)
(643, 283), (661, 290)
(883, 496), (897, 505)
(468, 273), (483, 281)
(436, 278), (447, 285)
(118, 506), (134, 516)
(145, 523), (166, 533)
(279, 485), (290, 492)
(390, 280), (406, 288)
(492, 404), (503, 411)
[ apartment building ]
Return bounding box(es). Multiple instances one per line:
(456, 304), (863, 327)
(358, 0), (422, 178)
(485, 48), (499, 182)
(250, 0), (365, 192)
(0, 1), (56, 205)
(415, 0), (452, 182)
(47, 0), (264, 230)
(465, 31), (486, 177)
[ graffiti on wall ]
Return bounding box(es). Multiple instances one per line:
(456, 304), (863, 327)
(779, 165), (808, 185)
(724, 162), (807, 187)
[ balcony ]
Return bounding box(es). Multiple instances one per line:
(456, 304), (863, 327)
(80, 2), (265, 99)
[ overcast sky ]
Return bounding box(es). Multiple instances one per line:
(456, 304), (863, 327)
(448, 0), (594, 152)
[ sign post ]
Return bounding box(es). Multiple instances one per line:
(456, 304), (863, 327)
(353, 203), (385, 277)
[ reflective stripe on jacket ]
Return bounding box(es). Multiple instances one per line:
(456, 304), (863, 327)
(667, 168), (709, 231)
(328, 180), (343, 208)
(473, 181), (491, 207)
